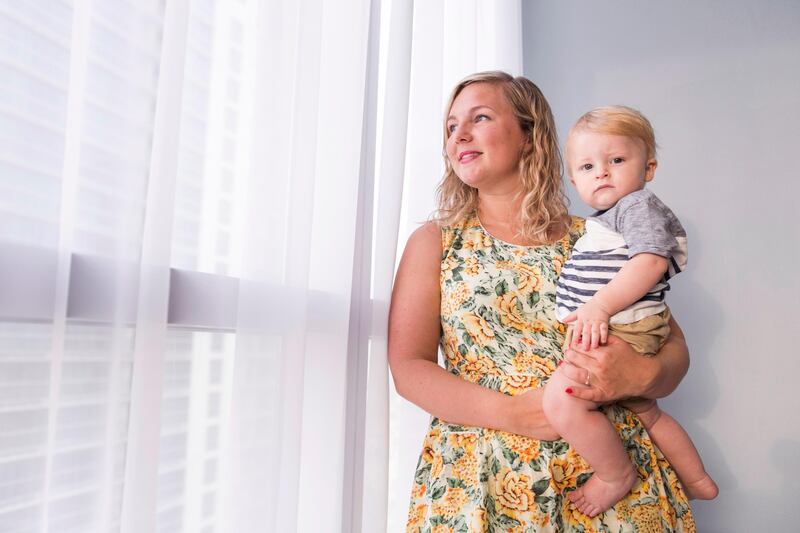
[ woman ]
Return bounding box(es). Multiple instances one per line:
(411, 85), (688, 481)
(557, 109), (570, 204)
(388, 71), (695, 531)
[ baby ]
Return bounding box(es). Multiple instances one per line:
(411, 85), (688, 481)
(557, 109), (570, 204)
(543, 106), (718, 517)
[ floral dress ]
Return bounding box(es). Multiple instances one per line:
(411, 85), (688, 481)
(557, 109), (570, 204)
(406, 213), (695, 533)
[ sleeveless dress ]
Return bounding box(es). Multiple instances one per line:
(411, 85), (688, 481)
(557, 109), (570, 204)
(406, 213), (695, 533)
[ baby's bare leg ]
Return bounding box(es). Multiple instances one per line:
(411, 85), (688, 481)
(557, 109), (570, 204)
(625, 399), (718, 500)
(543, 367), (637, 517)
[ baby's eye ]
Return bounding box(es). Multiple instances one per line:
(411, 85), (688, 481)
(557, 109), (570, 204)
(611, 157), (625, 164)
(579, 163), (593, 171)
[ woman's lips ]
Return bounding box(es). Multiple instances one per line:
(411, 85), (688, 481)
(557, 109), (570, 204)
(459, 151), (481, 163)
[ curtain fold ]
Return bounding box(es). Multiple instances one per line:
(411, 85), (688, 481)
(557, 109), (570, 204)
(120, 1), (189, 531)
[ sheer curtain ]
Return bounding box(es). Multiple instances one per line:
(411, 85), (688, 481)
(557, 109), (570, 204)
(386, 1), (523, 531)
(0, 0), (521, 532)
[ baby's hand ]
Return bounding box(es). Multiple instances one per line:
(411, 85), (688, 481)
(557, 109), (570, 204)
(563, 300), (611, 350)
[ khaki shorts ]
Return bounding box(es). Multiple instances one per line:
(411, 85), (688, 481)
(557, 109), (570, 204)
(564, 307), (672, 356)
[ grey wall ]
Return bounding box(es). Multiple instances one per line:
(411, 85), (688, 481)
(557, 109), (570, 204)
(523, 1), (800, 531)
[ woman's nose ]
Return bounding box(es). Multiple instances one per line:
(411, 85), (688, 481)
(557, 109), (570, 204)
(453, 124), (471, 142)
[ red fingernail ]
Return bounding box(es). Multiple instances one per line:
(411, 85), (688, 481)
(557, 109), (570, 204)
(565, 387), (573, 394)
(558, 361), (564, 366)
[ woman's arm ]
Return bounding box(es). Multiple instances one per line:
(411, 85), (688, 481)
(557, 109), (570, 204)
(559, 316), (689, 403)
(388, 222), (558, 440)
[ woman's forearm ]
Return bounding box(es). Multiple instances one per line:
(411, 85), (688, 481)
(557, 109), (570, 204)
(391, 356), (556, 440)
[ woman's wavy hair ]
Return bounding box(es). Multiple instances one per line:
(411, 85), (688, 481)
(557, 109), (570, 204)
(433, 71), (569, 243)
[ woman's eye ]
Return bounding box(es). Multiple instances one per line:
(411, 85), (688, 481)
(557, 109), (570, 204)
(447, 123), (457, 134)
(475, 114), (489, 122)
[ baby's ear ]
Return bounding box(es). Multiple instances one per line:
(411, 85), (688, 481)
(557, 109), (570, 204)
(644, 159), (658, 182)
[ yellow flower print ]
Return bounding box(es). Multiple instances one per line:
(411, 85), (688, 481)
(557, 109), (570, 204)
(441, 327), (463, 367)
(442, 282), (470, 315)
(512, 352), (556, 377)
(463, 256), (481, 276)
(561, 502), (595, 530)
(499, 432), (540, 463)
(441, 255), (459, 282)
(462, 313), (495, 346)
(421, 444), (435, 463)
(615, 497), (633, 521)
(432, 487), (470, 519)
(494, 468), (535, 512)
(631, 503), (665, 533)
(495, 293), (529, 330)
(453, 452), (479, 486)
(413, 482), (427, 499)
(681, 508), (697, 531)
(407, 503), (427, 528)
(551, 255), (565, 276)
(470, 506), (487, 526)
(520, 336), (537, 347)
(461, 223), (493, 251)
(500, 373), (537, 395)
(633, 476), (651, 499)
(513, 262), (542, 292)
(431, 525), (454, 533)
(549, 455), (585, 492)
(531, 319), (549, 333)
(497, 260), (543, 292)
(462, 352), (500, 382)
(447, 433), (478, 453)
(668, 470), (686, 500)
(658, 494), (678, 525)
(430, 451), (444, 479)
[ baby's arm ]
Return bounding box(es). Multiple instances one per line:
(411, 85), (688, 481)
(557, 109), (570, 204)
(565, 253), (668, 349)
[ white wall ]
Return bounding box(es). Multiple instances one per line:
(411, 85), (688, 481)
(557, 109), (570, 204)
(523, 1), (800, 531)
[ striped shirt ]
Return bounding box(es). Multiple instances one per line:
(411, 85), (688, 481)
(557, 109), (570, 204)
(556, 190), (688, 325)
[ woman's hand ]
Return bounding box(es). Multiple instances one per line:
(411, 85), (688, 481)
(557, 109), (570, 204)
(559, 334), (659, 403)
(512, 388), (561, 441)
(509, 387), (561, 441)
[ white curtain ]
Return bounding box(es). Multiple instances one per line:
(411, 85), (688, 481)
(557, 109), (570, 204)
(386, 1), (522, 531)
(0, 0), (521, 532)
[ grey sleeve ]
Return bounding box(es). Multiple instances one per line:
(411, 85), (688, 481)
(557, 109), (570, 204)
(617, 193), (684, 258)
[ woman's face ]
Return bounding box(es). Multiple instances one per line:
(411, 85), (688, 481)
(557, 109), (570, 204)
(445, 82), (527, 193)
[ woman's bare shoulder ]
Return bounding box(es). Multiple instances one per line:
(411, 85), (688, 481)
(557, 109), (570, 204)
(402, 220), (442, 263)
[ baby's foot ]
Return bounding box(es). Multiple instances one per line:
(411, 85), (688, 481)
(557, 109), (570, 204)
(567, 467), (638, 518)
(683, 473), (719, 500)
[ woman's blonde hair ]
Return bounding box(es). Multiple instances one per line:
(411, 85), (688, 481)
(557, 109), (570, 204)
(433, 71), (568, 244)
(566, 106), (658, 169)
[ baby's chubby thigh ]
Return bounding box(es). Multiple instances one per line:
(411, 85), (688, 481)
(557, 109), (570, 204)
(542, 365), (601, 434)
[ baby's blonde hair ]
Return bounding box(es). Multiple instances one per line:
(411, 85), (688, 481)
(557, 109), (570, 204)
(433, 71), (568, 244)
(566, 106), (658, 168)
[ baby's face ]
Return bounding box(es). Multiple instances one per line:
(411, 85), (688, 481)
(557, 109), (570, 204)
(566, 129), (656, 211)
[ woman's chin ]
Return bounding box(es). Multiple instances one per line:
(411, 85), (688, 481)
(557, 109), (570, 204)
(456, 173), (484, 189)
